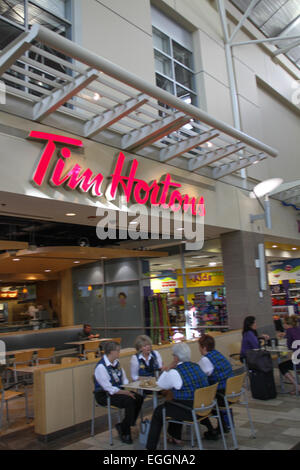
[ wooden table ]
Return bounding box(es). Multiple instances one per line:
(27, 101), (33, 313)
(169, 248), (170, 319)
(5, 348), (46, 357)
(65, 338), (114, 346)
(123, 380), (163, 408)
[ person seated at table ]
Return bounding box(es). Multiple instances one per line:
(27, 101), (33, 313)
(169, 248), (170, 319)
(130, 335), (163, 381)
(146, 342), (218, 450)
(278, 315), (300, 395)
(240, 316), (269, 361)
(198, 334), (234, 436)
(94, 341), (144, 444)
(78, 324), (100, 341)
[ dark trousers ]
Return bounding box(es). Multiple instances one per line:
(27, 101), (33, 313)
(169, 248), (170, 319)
(146, 400), (214, 451)
(95, 390), (144, 435)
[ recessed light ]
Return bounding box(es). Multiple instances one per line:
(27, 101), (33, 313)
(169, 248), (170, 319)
(13, 258), (20, 262)
(45, 269), (51, 273)
(93, 93), (101, 101)
(292, 248), (297, 250)
(66, 213), (76, 217)
(176, 228), (184, 231)
(129, 221), (138, 225)
(209, 262), (217, 267)
(73, 261), (80, 264)
(272, 245), (278, 248)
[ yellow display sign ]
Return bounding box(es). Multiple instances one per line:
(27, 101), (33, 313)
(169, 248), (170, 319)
(177, 269), (224, 288)
(150, 277), (178, 293)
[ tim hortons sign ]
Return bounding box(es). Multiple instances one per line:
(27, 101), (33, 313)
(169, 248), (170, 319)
(29, 131), (205, 216)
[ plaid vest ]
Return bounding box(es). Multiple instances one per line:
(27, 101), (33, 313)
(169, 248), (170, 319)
(206, 350), (233, 390)
(94, 357), (123, 392)
(173, 362), (209, 400)
(136, 351), (159, 377)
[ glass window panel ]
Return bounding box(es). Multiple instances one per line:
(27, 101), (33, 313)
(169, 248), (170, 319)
(30, 0), (67, 19)
(173, 40), (192, 68)
(73, 284), (105, 326)
(0, 19), (22, 48)
(154, 50), (173, 78)
(28, 2), (68, 35)
(156, 73), (174, 95)
(176, 86), (197, 106)
(174, 63), (193, 90)
(0, 0), (24, 26)
(152, 26), (170, 55)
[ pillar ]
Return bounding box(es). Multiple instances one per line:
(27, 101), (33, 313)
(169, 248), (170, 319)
(221, 231), (275, 336)
(60, 269), (74, 326)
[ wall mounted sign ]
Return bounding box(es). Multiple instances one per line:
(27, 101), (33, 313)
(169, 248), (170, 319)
(28, 131), (205, 216)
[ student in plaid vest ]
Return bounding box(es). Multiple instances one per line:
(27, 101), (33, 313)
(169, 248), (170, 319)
(94, 341), (143, 444)
(146, 342), (216, 450)
(198, 334), (234, 437)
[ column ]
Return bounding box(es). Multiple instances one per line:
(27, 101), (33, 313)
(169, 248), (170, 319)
(221, 231), (275, 335)
(60, 269), (74, 326)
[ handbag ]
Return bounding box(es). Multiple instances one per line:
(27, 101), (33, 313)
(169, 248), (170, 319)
(246, 349), (273, 373)
(139, 419), (150, 446)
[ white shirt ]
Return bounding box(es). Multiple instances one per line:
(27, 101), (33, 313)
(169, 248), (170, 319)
(130, 350), (163, 381)
(198, 356), (214, 376)
(94, 355), (129, 395)
(157, 362), (183, 390)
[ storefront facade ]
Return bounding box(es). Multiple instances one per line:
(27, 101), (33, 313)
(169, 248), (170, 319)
(0, 0), (300, 342)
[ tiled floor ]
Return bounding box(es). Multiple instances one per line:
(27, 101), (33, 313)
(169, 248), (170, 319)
(61, 384), (300, 451)
(1, 372), (300, 450)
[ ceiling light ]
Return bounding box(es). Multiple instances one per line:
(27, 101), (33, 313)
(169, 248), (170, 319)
(66, 213), (76, 217)
(272, 245), (278, 248)
(209, 262), (217, 267)
(249, 178), (283, 199)
(101, 257), (107, 259)
(93, 93), (101, 101)
(176, 228), (184, 231)
(73, 261), (80, 264)
(45, 269), (51, 273)
(292, 247), (297, 250)
(207, 142), (213, 148)
(13, 258), (20, 262)
(129, 221), (138, 225)
(192, 255), (210, 259)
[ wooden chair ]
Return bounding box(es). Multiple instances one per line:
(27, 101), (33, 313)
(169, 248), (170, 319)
(0, 376), (29, 429)
(110, 338), (121, 345)
(219, 373), (255, 449)
(9, 351), (33, 388)
(83, 341), (101, 360)
(61, 357), (80, 365)
(162, 383), (227, 450)
(36, 348), (55, 365)
(91, 376), (122, 445)
(86, 352), (97, 361)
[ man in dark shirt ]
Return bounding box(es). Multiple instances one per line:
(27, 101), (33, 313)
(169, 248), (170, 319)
(78, 324), (100, 341)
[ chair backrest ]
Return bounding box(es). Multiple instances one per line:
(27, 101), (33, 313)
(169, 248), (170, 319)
(13, 351), (33, 365)
(83, 341), (100, 352)
(37, 348), (55, 364)
(193, 383), (218, 417)
(110, 338), (121, 344)
(225, 373), (246, 403)
(228, 342), (241, 356)
(0, 376), (3, 392)
(61, 357), (80, 365)
(86, 352), (96, 360)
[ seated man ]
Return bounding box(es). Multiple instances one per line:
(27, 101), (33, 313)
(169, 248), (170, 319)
(146, 342), (216, 450)
(94, 341), (144, 444)
(198, 334), (234, 436)
(78, 323), (100, 341)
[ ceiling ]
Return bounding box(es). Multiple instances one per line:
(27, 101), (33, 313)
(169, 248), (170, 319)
(230, 0), (300, 70)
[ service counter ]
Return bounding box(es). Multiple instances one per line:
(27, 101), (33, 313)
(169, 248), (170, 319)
(33, 329), (242, 438)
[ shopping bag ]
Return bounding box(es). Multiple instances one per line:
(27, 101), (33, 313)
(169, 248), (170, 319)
(139, 419), (150, 446)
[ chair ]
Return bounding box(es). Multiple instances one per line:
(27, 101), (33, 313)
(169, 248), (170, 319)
(61, 357), (80, 365)
(36, 348), (55, 365)
(0, 376), (29, 429)
(110, 338), (121, 345)
(9, 351), (33, 388)
(86, 352), (97, 361)
(219, 372), (255, 449)
(83, 341), (101, 360)
(162, 383), (227, 450)
(91, 377), (122, 445)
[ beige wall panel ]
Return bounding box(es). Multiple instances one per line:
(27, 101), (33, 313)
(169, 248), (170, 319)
(234, 58), (259, 106)
(202, 73), (234, 126)
(197, 30), (229, 88)
(80, 0), (155, 82)
(73, 364), (95, 424)
(247, 86), (300, 182)
(44, 369), (74, 433)
(98, 0), (152, 35)
(265, 60), (299, 104)
(239, 96), (263, 142)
